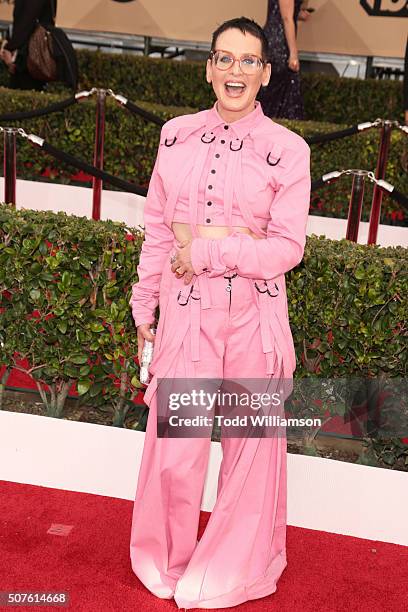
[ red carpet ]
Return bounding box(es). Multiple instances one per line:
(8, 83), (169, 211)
(0, 481), (406, 611)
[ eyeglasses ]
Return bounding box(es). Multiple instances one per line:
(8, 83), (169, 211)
(209, 50), (265, 75)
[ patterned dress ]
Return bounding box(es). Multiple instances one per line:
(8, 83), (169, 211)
(257, 0), (304, 120)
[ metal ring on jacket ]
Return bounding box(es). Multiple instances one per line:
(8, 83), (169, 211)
(201, 132), (216, 144)
(254, 280), (279, 297)
(177, 284), (201, 306)
(230, 139), (243, 151)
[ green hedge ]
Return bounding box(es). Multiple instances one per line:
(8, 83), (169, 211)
(292, 235), (408, 470)
(0, 88), (406, 225)
(1, 206), (406, 467)
(294, 236), (407, 378)
(1, 49), (402, 124)
(0, 205), (144, 425)
(2, 207), (405, 384)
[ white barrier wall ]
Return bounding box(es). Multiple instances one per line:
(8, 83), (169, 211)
(1, 178), (146, 231)
(0, 178), (407, 248)
(1, 411), (407, 547)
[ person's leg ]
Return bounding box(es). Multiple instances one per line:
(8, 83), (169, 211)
(130, 272), (228, 598)
(174, 275), (288, 609)
(9, 69), (45, 91)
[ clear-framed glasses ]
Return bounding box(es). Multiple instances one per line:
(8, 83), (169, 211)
(209, 50), (265, 75)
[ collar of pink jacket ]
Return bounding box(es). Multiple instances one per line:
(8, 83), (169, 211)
(205, 100), (265, 140)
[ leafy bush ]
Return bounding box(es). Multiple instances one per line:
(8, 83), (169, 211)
(75, 50), (403, 124)
(0, 88), (406, 225)
(1, 207), (406, 468)
(289, 235), (408, 470)
(1, 208), (406, 396)
(0, 48), (403, 122)
(0, 205), (144, 425)
(294, 236), (407, 378)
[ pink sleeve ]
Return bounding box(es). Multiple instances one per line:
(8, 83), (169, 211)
(129, 135), (174, 328)
(190, 141), (311, 280)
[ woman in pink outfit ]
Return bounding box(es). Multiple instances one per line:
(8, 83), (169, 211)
(129, 16), (310, 609)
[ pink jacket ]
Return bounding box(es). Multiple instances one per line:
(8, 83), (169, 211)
(130, 102), (311, 378)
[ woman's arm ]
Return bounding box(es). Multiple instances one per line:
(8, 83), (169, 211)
(6, 0), (48, 51)
(190, 140), (310, 280)
(129, 134), (174, 327)
(278, 0), (299, 71)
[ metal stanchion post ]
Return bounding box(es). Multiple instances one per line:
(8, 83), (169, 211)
(143, 36), (151, 56)
(92, 89), (106, 221)
(367, 121), (392, 245)
(3, 128), (17, 206)
(346, 171), (365, 242)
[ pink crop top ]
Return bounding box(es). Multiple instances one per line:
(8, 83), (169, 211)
(171, 103), (272, 229)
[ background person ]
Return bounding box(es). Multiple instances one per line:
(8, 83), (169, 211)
(257, 0), (309, 119)
(0, 0), (57, 91)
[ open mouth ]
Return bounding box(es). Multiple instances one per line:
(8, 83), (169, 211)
(224, 81), (247, 97)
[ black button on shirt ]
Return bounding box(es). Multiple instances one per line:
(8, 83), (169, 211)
(215, 153), (220, 158)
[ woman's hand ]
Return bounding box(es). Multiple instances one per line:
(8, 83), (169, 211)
(0, 47), (16, 73)
(137, 323), (156, 365)
(298, 8), (312, 21)
(288, 54), (300, 72)
(171, 239), (195, 285)
(0, 48), (14, 65)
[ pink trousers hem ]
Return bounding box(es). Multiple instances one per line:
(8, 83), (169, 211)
(134, 549), (287, 609)
(173, 550), (287, 609)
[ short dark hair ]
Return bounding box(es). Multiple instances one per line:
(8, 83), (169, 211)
(210, 17), (268, 61)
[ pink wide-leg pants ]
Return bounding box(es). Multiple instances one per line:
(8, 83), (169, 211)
(130, 265), (288, 609)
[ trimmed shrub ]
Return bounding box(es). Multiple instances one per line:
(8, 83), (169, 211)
(294, 235), (407, 378)
(2, 208), (405, 384)
(1, 206), (406, 468)
(0, 50), (403, 124)
(292, 235), (408, 469)
(0, 204), (144, 425)
(0, 88), (406, 225)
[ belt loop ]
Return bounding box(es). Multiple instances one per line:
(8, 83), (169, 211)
(190, 293), (201, 361)
(198, 273), (212, 309)
(266, 353), (275, 375)
(259, 293), (273, 353)
(249, 278), (259, 305)
(259, 292), (277, 375)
